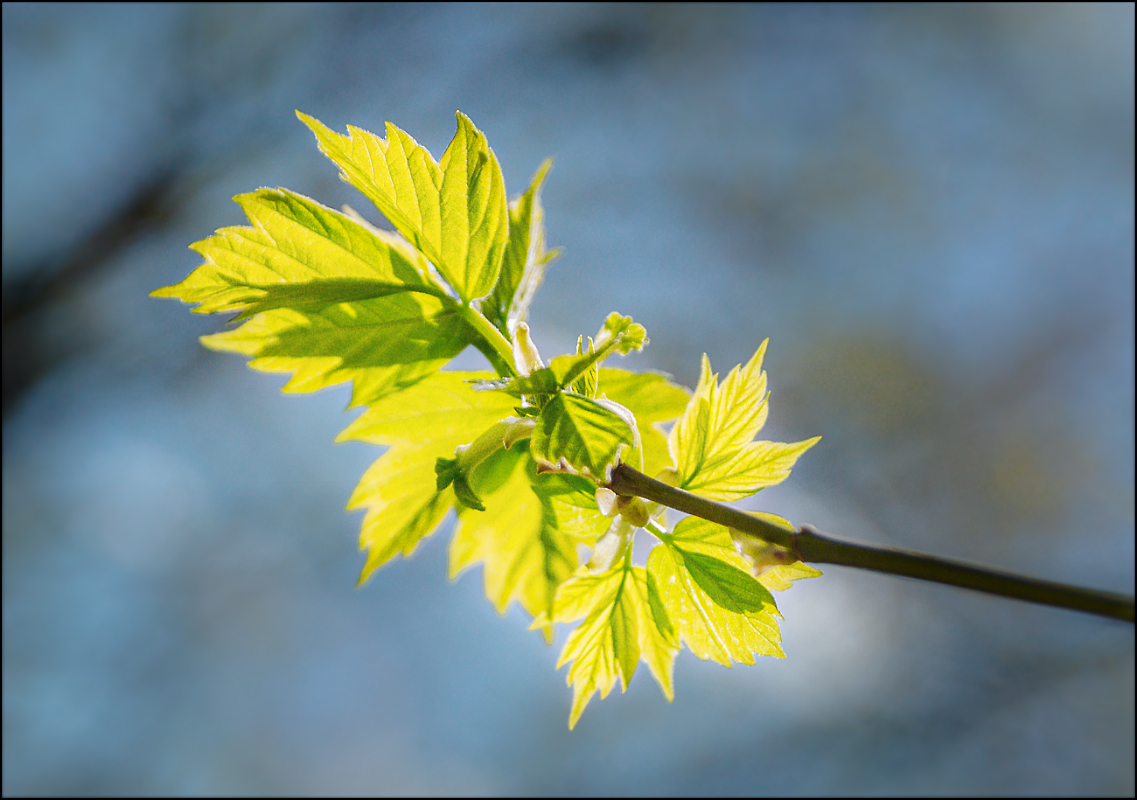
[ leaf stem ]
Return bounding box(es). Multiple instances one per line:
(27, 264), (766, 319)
(607, 463), (1135, 623)
(459, 304), (517, 377)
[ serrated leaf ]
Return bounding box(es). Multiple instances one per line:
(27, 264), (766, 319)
(297, 112), (444, 265)
(595, 312), (648, 355)
(663, 516), (822, 593)
(758, 560), (824, 592)
(488, 312), (651, 403)
(449, 446), (576, 639)
(669, 341), (819, 500)
(336, 371), (517, 582)
(437, 112), (509, 301)
(567, 336), (599, 399)
(531, 393), (636, 480)
(154, 188), (469, 407)
(531, 472), (611, 542)
(482, 158), (559, 336)
(199, 288), (472, 408)
(598, 368), (690, 477)
(553, 558), (678, 728)
(298, 111), (508, 303)
(683, 436), (822, 501)
(649, 517), (785, 666)
(152, 189), (437, 316)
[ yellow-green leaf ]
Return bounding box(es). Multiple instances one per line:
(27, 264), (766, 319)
(153, 188), (468, 407)
(199, 289), (471, 408)
(437, 112), (509, 302)
(662, 516), (822, 593)
(668, 341), (819, 500)
(449, 446), (576, 640)
(648, 517), (785, 666)
(296, 112), (445, 271)
(336, 371), (517, 583)
(482, 158), (558, 336)
(531, 472), (611, 542)
(553, 558), (678, 728)
(298, 111), (508, 304)
(599, 368), (690, 477)
(531, 393), (637, 480)
(683, 437), (821, 501)
(152, 189), (437, 315)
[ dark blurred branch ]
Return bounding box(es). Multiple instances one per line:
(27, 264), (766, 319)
(2, 165), (182, 417)
(608, 463), (1136, 623)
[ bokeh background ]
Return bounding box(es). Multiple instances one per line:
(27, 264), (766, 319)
(3, 3), (1133, 795)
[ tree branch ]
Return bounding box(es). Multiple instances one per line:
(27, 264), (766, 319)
(606, 463), (1135, 623)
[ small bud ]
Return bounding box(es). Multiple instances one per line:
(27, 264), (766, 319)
(616, 494), (650, 528)
(512, 322), (544, 377)
(595, 488), (618, 517)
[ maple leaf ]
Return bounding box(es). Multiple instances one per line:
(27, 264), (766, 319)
(152, 188), (471, 406)
(649, 517), (786, 666)
(481, 159), (560, 338)
(297, 111), (508, 303)
(552, 556), (678, 729)
(668, 341), (820, 500)
(448, 446), (577, 641)
(336, 371), (517, 582)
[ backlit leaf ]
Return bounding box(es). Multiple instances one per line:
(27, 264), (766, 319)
(155, 110), (829, 728)
(199, 289), (471, 408)
(482, 158), (559, 336)
(438, 112), (509, 302)
(153, 188), (469, 406)
(336, 371), (517, 582)
(449, 445), (576, 640)
(648, 517), (785, 666)
(531, 393), (637, 480)
(545, 313), (648, 390)
(598, 368), (690, 477)
(669, 342), (819, 500)
(531, 472), (611, 542)
(553, 557), (678, 728)
(296, 112), (446, 270)
(662, 516), (822, 593)
(298, 111), (507, 303)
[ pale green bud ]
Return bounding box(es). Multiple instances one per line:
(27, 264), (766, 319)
(511, 321), (544, 377)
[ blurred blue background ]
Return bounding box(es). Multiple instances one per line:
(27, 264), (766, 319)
(3, 3), (1133, 795)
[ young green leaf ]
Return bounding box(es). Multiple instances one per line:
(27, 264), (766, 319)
(482, 159), (560, 337)
(297, 111), (508, 303)
(153, 110), (834, 729)
(669, 342), (820, 500)
(566, 336), (599, 399)
(438, 112), (510, 302)
(531, 393), (637, 480)
(449, 446), (577, 641)
(545, 313), (648, 390)
(659, 515), (823, 593)
(296, 112), (445, 271)
(199, 289), (472, 408)
(336, 371), (517, 583)
(531, 472), (612, 542)
(151, 188), (438, 315)
(648, 516), (786, 666)
(598, 368), (690, 477)
(484, 313), (653, 402)
(553, 556), (678, 728)
(152, 188), (471, 406)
